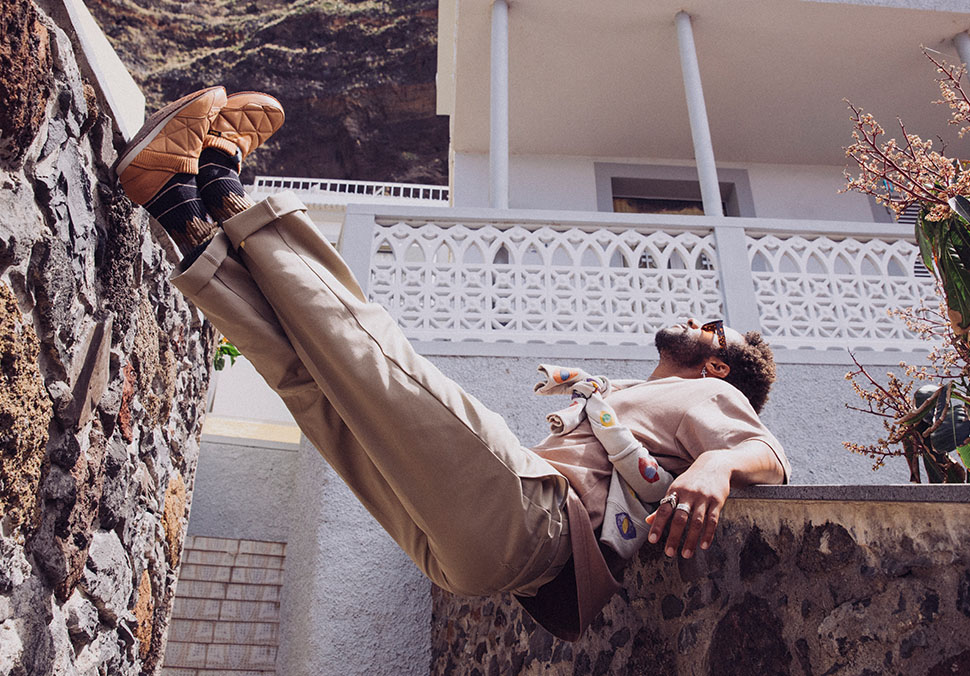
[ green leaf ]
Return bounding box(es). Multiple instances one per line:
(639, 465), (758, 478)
(947, 217), (970, 270)
(937, 239), (970, 331)
(958, 442), (970, 469)
(915, 214), (940, 279)
(949, 195), (970, 226)
(213, 341), (241, 371)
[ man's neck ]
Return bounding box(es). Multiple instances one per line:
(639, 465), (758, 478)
(649, 361), (702, 381)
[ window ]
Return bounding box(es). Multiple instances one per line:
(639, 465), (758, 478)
(594, 163), (755, 217)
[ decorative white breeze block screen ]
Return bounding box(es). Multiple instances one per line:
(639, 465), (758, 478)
(748, 234), (936, 351)
(369, 221), (722, 345)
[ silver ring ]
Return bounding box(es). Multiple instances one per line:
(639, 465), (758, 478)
(659, 492), (678, 508)
(674, 503), (692, 515)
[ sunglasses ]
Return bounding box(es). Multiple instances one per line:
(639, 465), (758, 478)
(700, 319), (727, 350)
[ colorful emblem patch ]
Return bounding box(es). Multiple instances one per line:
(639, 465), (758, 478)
(553, 369), (576, 383)
(639, 457), (660, 483)
(599, 411), (614, 427)
(615, 512), (636, 540)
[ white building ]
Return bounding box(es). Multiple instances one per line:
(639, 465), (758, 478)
(174, 2), (970, 674)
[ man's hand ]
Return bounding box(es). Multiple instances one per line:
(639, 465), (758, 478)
(645, 440), (785, 558)
(645, 452), (731, 558)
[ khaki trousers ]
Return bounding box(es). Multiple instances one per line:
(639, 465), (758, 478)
(172, 193), (571, 596)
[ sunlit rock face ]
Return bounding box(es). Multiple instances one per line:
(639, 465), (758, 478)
(85, 0), (448, 185)
(0, 1), (213, 673)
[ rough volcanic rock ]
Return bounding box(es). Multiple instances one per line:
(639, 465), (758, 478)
(85, 0), (448, 185)
(0, 282), (53, 536)
(0, 0), (53, 163)
(0, 0), (213, 672)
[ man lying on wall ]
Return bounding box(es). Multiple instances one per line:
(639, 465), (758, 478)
(114, 87), (790, 641)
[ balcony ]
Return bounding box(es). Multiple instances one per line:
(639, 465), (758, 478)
(339, 204), (935, 361)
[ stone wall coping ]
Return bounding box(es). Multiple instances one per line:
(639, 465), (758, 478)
(732, 483), (970, 503)
(57, 0), (145, 139)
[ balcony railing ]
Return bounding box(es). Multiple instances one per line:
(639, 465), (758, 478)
(251, 176), (449, 207)
(339, 205), (936, 354)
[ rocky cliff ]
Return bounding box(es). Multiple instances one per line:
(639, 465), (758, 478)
(84, 0), (448, 185)
(0, 0), (213, 673)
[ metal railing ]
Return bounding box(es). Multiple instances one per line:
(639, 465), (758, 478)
(250, 176), (449, 206)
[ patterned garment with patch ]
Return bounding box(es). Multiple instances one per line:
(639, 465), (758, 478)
(533, 364), (674, 559)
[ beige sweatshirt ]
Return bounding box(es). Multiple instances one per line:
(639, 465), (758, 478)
(530, 375), (791, 530)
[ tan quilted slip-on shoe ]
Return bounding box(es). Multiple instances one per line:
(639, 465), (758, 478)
(202, 91), (285, 162)
(114, 86), (227, 206)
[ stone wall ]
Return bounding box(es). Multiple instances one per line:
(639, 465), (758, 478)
(431, 488), (970, 676)
(0, 1), (213, 674)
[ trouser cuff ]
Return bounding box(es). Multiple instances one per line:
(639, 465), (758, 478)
(170, 230), (232, 297)
(221, 191), (307, 249)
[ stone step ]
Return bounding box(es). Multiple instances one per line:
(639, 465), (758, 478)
(168, 619), (279, 646)
(162, 538), (285, 676)
(163, 641), (277, 670)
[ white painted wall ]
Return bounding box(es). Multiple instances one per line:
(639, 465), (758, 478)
(509, 155), (598, 211)
(452, 151), (880, 221)
(208, 356), (295, 425)
(276, 439), (431, 676)
(745, 162), (877, 221)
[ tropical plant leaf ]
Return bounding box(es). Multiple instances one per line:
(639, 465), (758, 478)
(958, 442), (970, 469)
(949, 195), (970, 226)
(915, 214), (940, 279)
(947, 216), (970, 270)
(896, 389), (941, 427)
(937, 240), (970, 331)
(903, 437), (922, 483)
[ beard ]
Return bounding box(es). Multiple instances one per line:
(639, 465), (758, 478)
(654, 326), (717, 369)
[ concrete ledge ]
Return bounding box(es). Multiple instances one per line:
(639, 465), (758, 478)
(733, 483), (970, 502)
(55, 0), (145, 139)
(414, 340), (929, 366)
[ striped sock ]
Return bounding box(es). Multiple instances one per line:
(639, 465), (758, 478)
(197, 147), (256, 221)
(143, 174), (217, 255)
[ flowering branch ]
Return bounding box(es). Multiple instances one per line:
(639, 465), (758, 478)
(841, 48), (970, 221)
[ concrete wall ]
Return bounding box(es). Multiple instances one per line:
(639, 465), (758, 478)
(185, 440), (299, 543)
(275, 439), (431, 676)
(451, 152), (878, 222)
(185, 349), (915, 674)
(428, 355), (910, 485)
(432, 487), (970, 675)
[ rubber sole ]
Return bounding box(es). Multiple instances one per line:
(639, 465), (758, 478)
(114, 86), (226, 178)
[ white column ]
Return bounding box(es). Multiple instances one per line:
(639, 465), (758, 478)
(675, 11), (722, 218)
(675, 12), (761, 330)
(490, 0), (510, 209)
(955, 31), (970, 72)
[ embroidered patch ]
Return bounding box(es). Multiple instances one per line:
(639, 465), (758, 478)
(615, 512), (636, 540)
(554, 369), (575, 383)
(599, 411), (614, 427)
(639, 457), (660, 483)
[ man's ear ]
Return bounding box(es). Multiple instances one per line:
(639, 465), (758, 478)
(705, 355), (730, 379)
